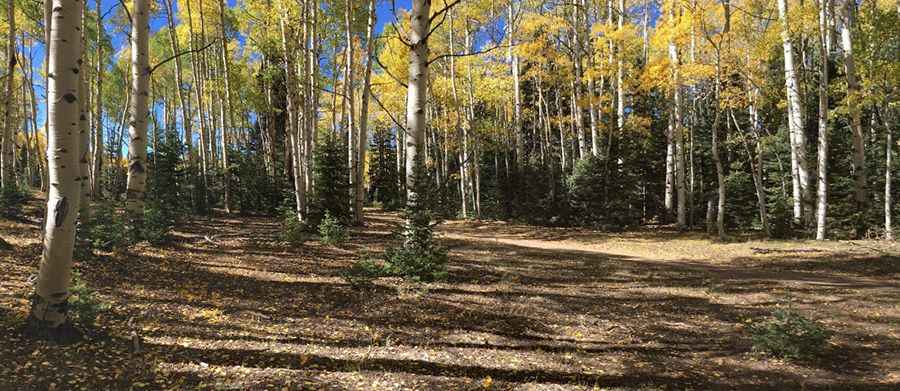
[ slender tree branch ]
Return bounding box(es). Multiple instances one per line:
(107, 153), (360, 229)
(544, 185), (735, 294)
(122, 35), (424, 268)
(370, 92), (406, 134)
(374, 54), (408, 88)
(428, 41), (510, 66)
(430, 0), (463, 24)
(149, 39), (218, 76)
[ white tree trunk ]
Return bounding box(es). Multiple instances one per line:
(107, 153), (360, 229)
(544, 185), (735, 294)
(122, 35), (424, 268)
(356, 0), (377, 224)
(92, 0), (104, 198)
(669, 7), (686, 228)
(840, 0), (866, 235)
(30, 0), (83, 329)
(345, 0), (359, 222)
(815, 0), (831, 240)
(125, 0), (150, 222)
(1, 0), (16, 188)
(78, 0), (91, 216)
(778, 0), (812, 222)
(218, 0), (234, 214)
(510, 1), (523, 165)
(886, 112), (894, 241)
(571, 0), (586, 160)
(405, 0), (431, 201)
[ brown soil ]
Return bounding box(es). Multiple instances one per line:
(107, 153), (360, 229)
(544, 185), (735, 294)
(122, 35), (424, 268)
(1, 199), (899, 390)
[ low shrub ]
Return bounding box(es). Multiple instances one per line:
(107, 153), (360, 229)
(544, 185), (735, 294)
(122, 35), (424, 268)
(318, 212), (347, 246)
(77, 203), (129, 256)
(68, 271), (110, 328)
(141, 202), (175, 244)
(279, 205), (310, 245)
(749, 306), (831, 360)
(0, 184), (28, 216)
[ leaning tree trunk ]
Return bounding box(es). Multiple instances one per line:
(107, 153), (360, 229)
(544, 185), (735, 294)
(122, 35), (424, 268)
(125, 0), (150, 224)
(815, 0), (830, 240)
(1, 0), (16, 189)
(29, 0), (83, 334)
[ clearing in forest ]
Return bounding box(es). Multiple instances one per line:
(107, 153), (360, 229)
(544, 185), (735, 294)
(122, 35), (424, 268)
(1, 203), (899, 390)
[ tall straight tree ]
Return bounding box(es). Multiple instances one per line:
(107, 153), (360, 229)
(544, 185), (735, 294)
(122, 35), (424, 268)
(777, 0), (812, 222)
(1, 0), (16, 188)
(814, 0), (831, 240)
(29, 0), (83, 338)
(405, 0), (431, 200)
(355, 0), (377, 225)
(125, 0), (151, 223)
(92, 0), (104, 198)
(164, 0), (193, 170)
(218, 0), (234, 213)
(839, 0), (865, 236)
(78, 0), (91, 216)
(345, 0), (358, 222)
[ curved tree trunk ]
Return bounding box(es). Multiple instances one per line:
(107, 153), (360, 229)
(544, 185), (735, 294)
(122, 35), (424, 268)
(29, 0), (83, 333)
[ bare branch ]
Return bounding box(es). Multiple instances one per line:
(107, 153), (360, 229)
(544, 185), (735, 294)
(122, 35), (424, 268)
(428, 41), (511, 66)
(149, 39), (218, 76)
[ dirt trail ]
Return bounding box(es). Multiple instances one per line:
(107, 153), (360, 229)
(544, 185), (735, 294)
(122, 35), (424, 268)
(2, 209), (899, 390)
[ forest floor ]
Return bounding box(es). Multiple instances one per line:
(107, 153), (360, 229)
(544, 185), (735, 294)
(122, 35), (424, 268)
(1, 197), (899, 390)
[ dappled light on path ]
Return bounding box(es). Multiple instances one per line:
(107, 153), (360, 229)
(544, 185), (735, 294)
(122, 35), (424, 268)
(2, 209), (899, 389)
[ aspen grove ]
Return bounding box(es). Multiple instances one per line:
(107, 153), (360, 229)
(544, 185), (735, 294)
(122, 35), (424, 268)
(0, 0), (898, 389)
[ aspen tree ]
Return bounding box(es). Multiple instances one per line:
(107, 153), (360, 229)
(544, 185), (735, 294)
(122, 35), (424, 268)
(815, 0), (831, 240)
(839, 0), (866, 236)
(29, 0), (83, 338)
(125, 0), (150, 223)
(356, 0), (378, 224)
(778, 0), (812, 222)
(92, 0), (104, 198)
(1, 0), (16, 188)
(405, 0), (431, 201)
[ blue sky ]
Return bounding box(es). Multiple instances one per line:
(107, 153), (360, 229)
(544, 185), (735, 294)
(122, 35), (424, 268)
(27, 0), (414, 135)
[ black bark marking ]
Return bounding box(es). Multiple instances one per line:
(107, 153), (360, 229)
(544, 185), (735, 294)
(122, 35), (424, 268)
(72, 67), (79, 74)
(53, 197), (69, 228)
(130, 160), (145, 174)
(63, 93), (77, 103)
